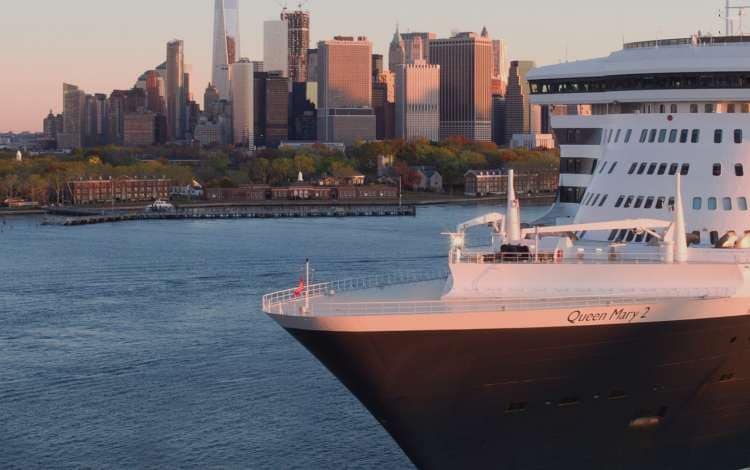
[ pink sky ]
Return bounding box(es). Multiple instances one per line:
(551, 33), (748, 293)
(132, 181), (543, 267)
(0, 0), (715, 133)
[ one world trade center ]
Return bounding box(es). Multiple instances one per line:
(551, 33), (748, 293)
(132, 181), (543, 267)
(212, 0), (240, 100)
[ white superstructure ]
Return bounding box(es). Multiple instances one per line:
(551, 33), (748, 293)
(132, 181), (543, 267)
(530, 34), (750, 238)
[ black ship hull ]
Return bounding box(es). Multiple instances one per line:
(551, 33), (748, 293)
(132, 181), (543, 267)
(284, 315), (750, 469)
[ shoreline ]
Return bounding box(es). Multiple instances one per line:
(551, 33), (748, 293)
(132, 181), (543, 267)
(0, 194), (554, 217)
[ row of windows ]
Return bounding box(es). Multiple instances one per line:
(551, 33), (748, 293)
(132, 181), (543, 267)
(529, 72), (750, 95)
(692, 197), (749, 211)
(560, 157), (599, 175)
(559, 186), (587, 203)
(712, 163), (745, 176)
(559, 127), (746, 148)
(626, 162), (690, 176)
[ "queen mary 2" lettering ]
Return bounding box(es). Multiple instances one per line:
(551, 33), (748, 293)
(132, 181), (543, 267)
(567, 307), (651, 325)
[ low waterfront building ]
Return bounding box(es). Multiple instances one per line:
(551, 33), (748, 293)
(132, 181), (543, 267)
(464, 169), (558, 196)
(67, 177), (171, 205)
(206, 185), (271, 202)
(411, 166), (443, 192)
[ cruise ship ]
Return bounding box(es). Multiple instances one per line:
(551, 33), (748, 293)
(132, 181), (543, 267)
(262, 22), (750, 470)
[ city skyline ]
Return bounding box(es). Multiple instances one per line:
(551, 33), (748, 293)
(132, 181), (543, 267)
(0, 0), (722, 132)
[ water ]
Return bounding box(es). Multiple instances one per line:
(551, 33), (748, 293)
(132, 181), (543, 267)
(0, 203), (549, 469)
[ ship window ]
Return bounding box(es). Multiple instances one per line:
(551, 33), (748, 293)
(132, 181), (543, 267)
(648, 129), (657, 143)
(639, 129), (648, 143)
(635, 232), (646, 243)
(690, 104), (698, 113)
(646, 233), (654, 243)
(735, 129), (743, 143)
(616, 229), (627, 242)
(708, 197), (718, 210)
(692, 231), (702, 244)
(714, 129), (723, 143)
(680, 129), (689, 143)
(626, 230), (636, 242)
(506, 402), (528, 413)
(615, 196), (625, 208)
(658, 129), (667, 143)
(656, 197), (666, 209)
(711, 231), (720, 245)
(706, 104), (715, 113)
(609, 162), (618, 174)
(681, 164), (690, 175)
(668, 197), (676, 209)
(608, 229), (618, 241)
(728, 103), (737, 113)
(738, 197), (748, 210)
(558, 397), (581, 407)
(713, 164), (722, 176)
(691, 129), (700, 143)
(591, 195), (601, 206)
(634, 196), (644, 208)
(671, 104), (678, 113)
(659, 104), (666, 114)
(624, 129), (633, 143)
(657, 163), (668, 175)
(744, 104), (750, 113)
(723, 197), (733, 211)
(607, 129), (613, 143)
(624, 196), (635, 208)
(609, 390), (627, 400)
(647, 163), (658, 175)
(736, 164), (745, 176)
(615, 129), (622, 143)
(693, 197), (702, 210)
(599, 161), (608, 174)
(669, 163), (679, 175)
(599, 194), (609, 206)
(637, 163), (648, 175)
(669, 129), (678, 143)
(720, 373), (736, 383)
(645, 196), (655, 209)
(628, 163), (638, 175)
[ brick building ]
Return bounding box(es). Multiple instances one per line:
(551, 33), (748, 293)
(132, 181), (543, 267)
(67, 177), (171, 205)
(464, 170), (558, 196)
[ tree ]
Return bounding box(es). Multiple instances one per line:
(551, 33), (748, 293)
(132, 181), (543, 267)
(293, 154), (316, 179)
(393, 161), (421, 190)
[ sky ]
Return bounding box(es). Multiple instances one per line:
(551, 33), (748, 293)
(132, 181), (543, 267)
(0, 0), (724, 133)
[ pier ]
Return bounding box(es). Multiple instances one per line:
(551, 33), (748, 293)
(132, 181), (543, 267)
(42, 204), (416, 226)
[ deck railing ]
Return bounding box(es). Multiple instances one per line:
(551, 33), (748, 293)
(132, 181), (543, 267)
(262, 270), (449, 313)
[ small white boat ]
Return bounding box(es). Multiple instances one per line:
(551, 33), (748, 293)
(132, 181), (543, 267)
(145, 200), (175, 213)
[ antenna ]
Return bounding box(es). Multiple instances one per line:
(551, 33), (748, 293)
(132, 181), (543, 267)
(722, 0), (750, 36)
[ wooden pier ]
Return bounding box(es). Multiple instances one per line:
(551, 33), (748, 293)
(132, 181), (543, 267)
(42, 204), (417, 226)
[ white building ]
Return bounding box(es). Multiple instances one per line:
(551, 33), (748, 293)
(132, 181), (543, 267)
(231, 58), (254, 147)
(395, 60), (440, 141)
(264, 20), (289, 77)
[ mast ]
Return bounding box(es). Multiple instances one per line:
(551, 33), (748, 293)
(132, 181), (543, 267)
(506, 169), (521, 243)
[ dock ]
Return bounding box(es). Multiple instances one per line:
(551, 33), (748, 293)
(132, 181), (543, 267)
(42, 204), (417, 226)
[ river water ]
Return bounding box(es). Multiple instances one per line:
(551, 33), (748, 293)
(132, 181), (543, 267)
(0, 203), (549, 469)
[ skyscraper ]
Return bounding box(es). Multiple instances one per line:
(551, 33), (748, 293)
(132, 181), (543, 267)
(505, 60), (540, 145)
(264, 20), (289, 76)
(430, 32), (493, 141)
(492, 39), (508, 83)
(166, 39), (185, 141)
(401, 32), (437, 63)
(254, 71), (289, 148)
(58, 83), (86, 149)
(317, 36), (375, 145)
(388, 26), (405, 72)
(395, 61), (440, 141)
(231, 58), (254, 147)
(281, 8), (310, 83)
(212, 0), (240, 100)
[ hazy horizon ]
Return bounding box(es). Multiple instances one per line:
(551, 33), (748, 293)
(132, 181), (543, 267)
(0, 0), (723, 133)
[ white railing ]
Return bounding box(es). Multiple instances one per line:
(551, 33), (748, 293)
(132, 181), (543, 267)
(310, 291), (731, 317)
(262, 269), (449, 313)
(458, 250), (669, 265)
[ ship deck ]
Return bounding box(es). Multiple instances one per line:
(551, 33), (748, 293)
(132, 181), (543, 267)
(262, 272), (732, 318)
